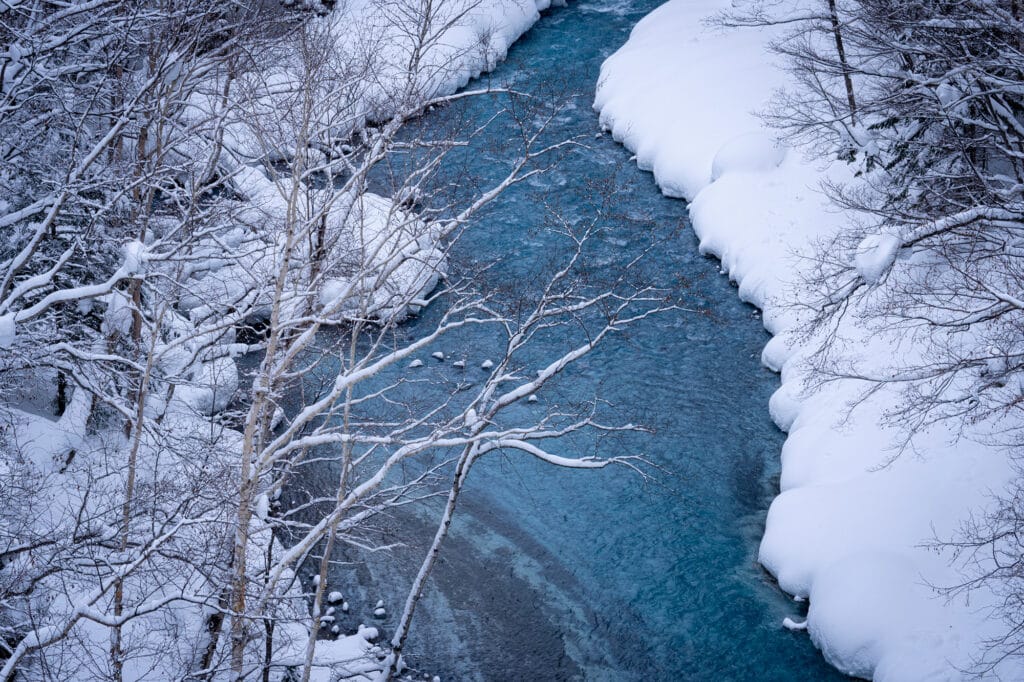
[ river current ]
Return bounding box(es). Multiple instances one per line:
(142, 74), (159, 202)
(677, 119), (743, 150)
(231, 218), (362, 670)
(292, 0), (849, 679)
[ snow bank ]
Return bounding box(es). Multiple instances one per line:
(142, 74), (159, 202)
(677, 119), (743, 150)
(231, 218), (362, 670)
(594, 1), (782, 199)
(595, 1), (1022, 679)
(186, 0), (553, 167)
(179, 168), (443, 328)
(336, 0), (555, 121)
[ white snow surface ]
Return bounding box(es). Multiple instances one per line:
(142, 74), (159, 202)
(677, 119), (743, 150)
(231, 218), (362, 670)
(0, 313), (13, 348)
(595, 1), (1022, 679)
(185, 0), (555, 166)
(854, 233), (901, 284)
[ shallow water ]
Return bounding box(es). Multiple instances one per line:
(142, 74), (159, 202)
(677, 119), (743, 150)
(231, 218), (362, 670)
(291, 1), (849, 679)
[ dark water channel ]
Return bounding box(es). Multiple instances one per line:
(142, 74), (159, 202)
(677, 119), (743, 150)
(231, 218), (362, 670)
(285, 1), (850, 679)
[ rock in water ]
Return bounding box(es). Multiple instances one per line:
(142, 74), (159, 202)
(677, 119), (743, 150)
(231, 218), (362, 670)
(782, 617), (808, 631)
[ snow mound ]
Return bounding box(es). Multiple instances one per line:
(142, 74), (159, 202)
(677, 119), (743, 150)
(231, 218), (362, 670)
(710, 132), (786, 181)
(172, 356), (239, 415)
(854, 233), (900, 284)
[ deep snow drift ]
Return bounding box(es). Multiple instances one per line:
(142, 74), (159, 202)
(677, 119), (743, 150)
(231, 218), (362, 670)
(595, 1), (1022, 679)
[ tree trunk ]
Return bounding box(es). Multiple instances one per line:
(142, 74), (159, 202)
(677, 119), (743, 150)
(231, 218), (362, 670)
(385, 443), (477, 680)
(828, 0), (857, 124)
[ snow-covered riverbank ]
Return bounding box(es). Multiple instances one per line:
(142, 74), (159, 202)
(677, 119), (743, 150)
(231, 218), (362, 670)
(595, 1), (1022, 679)
(0, 0), (560, 678)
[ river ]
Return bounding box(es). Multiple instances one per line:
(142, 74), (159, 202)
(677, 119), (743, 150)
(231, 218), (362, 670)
(290, 0), (849, 679)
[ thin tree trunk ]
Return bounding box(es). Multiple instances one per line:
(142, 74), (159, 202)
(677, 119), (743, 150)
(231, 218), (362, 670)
(299, 327), (360, 682)
(828, 0), (857, 124)
(385, 443), (477, 680)
(111, 328), (158, 682)
(262, 536), (274, 682)
(56, 370), (67, 416)
(198, 583), (232, 680)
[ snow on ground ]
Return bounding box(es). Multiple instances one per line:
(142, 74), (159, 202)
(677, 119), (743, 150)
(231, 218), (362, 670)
(186, 0), (558, 166)
(334, 0), (560, 121)
(178, 0), (559, 332)
(0, 2), (559, 678)
(595, 1), (1022, 679)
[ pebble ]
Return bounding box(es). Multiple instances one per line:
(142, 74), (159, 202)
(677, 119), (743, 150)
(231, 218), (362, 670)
(327, 591), (343, 604)
(480, 359), (494, 369)
(453, 360), (466, 369)
(373, 607), (387, 618)
(342, 601), (350, 612)
(409, 359), (424, 368)
(431, 351), (445, 361)
(527, 395), (538, 403)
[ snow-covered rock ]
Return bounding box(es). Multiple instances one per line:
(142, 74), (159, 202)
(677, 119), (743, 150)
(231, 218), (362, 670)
(172, 356), (239, 415)
(782, 617), (807, 631)
(271, 406), (286, 430)
(0, 314), (14, 348)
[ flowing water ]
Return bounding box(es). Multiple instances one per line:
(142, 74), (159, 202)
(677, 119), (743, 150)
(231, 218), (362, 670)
(291, 1), (850, 679)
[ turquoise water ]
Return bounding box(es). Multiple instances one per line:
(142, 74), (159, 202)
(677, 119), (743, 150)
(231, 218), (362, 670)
(291, 0), (850, 679)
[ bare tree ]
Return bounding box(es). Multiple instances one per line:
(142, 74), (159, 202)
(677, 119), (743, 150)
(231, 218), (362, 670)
(1, 0), (677, 680)
(209, 12), (676, 679)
